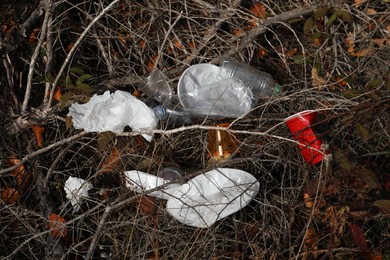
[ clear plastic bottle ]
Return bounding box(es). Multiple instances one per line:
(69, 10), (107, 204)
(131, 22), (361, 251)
(219, 57), (282, 97)
(152, 105), (193, 126)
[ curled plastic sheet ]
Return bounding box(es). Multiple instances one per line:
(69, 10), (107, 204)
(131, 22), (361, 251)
(178, 64), (253, 118)
(125, 170), (182, 200)
(64, 176), (93, 213)
(166, 168), (259, 228)
(67, 90), (157, 141)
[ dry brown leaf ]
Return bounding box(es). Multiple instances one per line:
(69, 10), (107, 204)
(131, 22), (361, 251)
(138, 195), (157, 215)
(1, 187), (21, 204)
(174, 39), (184, 49)
(250, 3), (266, 18)
(147, 55), (158, 72)
(66, 116), (73, 130)
(256, 47), (267, 57)
(99, 147), (120, 174)
(48, 213), (68, 238)
(353, 0), (367, 8)
(286, 48), (298, 58)
(304, 193), (313, 208)
(350, 48), (375, 57)
(346, 32), (356, 53)
(304, 227), (319, 259)
(29, 28), (40, 45)
(365, 8), (377, 15)
(232, 28), (243, 36)
(6, 156), (31, 190)
(32, 125), (45, 147)
(311, 68), (327, 89)
(52, 86), (62, 101)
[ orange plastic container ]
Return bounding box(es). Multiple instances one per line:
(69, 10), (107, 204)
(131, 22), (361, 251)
(208, 123), (238, 162)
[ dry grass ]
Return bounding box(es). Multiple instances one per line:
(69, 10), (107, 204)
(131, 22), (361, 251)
(0, 0), (389, 259)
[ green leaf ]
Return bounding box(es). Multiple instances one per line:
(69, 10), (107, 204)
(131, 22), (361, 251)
(76, 74), (92, 85)
(341, 114), (354, 125)
(303, 17), (314, 34)
(292, 54), (306, 65)
(45, 74), (55, 84)
(341, 89), (361, 98)
(366, 79), (382, 90)
(314, 7), (328, 19)
(373, 200), (390, 215)
(69, 67), (86, 76)
(355, 124), (370, 142)
(98, 132), (115, 151)
(326, 13), (338, 29)
(338, 10), (352, 22)
(355, 167), (381, 190)
(138, 158), (153, 172)
(74, 83), (93, 93)
(334, 150), (354, 171)
(59, 91), (74, 109)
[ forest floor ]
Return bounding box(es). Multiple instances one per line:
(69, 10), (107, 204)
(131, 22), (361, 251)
(0, 0), (389, 259)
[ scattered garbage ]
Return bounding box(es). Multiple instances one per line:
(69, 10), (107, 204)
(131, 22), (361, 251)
(152, 105), (193, 126)
(157, 167), (187, 182)
(125, 170), (182, 200)
(207, 123), (238, 162)
(140, 68), (173, 104)
(125, 168), (259, 228)
(67, 90), (157, 141)
(285, 110), (326, 165)
(64, 176), (93, 213)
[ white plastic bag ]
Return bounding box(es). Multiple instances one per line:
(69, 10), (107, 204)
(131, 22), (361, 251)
(125, 170), (182, 200)
(64, 176), (93, 213)
(67, 90), (157, 141)
(166, 168), (259, 228)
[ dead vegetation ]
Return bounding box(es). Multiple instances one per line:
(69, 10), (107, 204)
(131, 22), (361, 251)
(0, 0), (389, 259)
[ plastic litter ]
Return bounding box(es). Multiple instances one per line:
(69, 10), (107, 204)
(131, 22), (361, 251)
(125, 168), (259, 228)
(67, 90), (157, 141)
(152, 105), (193, 126)
(166, 168), (259, 228)
(285, 110), (326, 165)
(139, 68), (173, 104)
(157, 167), (187, 181)
(64, 176), (93, 213)
(207, 123), (238, 162)
(125, 170), (182, 200)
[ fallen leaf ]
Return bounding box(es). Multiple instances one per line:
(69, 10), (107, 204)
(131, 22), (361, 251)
(1, 187), (21, 204)
(355, 124), (370, 142)
(174, 39), (184, 49)
(48, 213), (68, 238)
(7, 156), (31, 190)
(52, 86), (62, 101)
(66, 116), (73, 130)
(353, 0), (367, 8)
(350, 48), (375, 57)
(365, 9), (377, 15)
(256, 47), (267, 57)
(372, 200), (390, 215)
(303, 17), (314, 35)
(311, 67), (327, 89)
(147, 55), (158, 72)
(139, 40), (147, 49)
(249, 3), (266, 18)
(348, 223), (368, 250)
(304, 193), (313, 208)
(32, 125), (45, 147)
(29, 28), (40, 45)
(286, 48), (298, 58)
(99, 147), (120, 174)
(232, 28), (243, 36)
(304, 227), (318, 258)
(138, 195), (156, 215)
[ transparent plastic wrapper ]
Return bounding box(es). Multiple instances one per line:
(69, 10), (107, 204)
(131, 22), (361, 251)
(67, 90), (157, 141)
(178, 64), (253, 118)
(139, 68), (173, 104)
(166, 168), (259, 228)
(125, 170), (182, 200)
(64, 176), (93, 213)
(152, 105), (193, 126)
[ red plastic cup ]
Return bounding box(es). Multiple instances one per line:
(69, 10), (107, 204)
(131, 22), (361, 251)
(285, 110), (324, 165)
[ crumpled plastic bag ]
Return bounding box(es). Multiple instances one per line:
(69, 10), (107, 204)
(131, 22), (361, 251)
(67, 90), (157, 141)
(166, 168), (259, 228)
(64, 176), (93, 213)
(125, 168), (259, 228)
(125, 170), (182, 200)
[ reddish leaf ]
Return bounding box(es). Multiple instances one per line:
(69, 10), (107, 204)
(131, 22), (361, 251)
(32, 125), (45, 147)
(48, 213), (67, 238)
(6, 156), (31, 190)
(138, 195), (156, 215)
(348, 223), (368, 250)
(1, 187), (21, 204)
(249, 3), (266, 18)
(99, 147), (120, 174)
